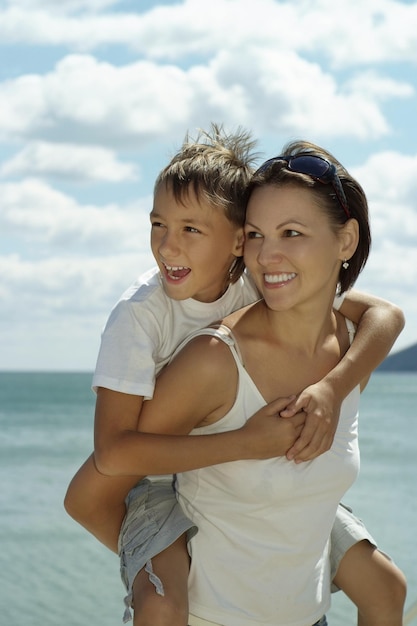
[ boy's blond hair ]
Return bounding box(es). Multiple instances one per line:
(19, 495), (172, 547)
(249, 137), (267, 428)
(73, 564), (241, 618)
(154, 123), (258, 282)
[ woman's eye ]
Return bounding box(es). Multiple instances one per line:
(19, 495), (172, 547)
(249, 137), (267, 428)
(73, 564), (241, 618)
(284, 229), (301, 237)
(245, 231), (262, 239)
(185, 226), (200, 233)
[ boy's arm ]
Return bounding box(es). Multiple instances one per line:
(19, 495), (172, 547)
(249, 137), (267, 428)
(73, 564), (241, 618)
(64, 390), (145, 552)
(65, 391), (304, 553)
(65, 341), (304, 553)
(283, 290), (405, 462)
(64, 454), (141, 553)
(93, 338), (305, 476)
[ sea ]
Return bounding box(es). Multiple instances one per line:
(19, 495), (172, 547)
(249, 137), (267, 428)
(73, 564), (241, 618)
(0, 371), (416, 626)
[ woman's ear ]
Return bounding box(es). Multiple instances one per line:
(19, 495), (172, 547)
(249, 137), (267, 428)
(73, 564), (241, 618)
(339, 218), (359, 262)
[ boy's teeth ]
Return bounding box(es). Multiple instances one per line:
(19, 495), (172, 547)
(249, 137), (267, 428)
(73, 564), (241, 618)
(164, 263), (191, 280)
(265, 272), (296, 284)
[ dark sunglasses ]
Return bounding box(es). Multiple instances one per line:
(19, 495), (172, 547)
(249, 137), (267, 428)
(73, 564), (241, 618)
(254, 154), (351, 219)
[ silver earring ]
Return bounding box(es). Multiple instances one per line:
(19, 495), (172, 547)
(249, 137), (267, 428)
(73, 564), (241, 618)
(342, 259), (349, 269)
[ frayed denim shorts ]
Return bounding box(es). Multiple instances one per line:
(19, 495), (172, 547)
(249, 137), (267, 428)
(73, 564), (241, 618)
(118, 477), (197, 622)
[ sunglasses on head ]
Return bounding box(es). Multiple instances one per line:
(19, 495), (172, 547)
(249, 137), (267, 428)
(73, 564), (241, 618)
(254, 154), (351, 219)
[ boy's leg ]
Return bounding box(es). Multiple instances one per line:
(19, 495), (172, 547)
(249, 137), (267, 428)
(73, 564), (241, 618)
(132, 534), (190, 626)
(334, 540), (406, 626)
(331, 504), (406, 626)
(119, 479), (197, 625)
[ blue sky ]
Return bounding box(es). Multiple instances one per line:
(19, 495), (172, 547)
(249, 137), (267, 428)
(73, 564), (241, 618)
(1, 0), (417, 371)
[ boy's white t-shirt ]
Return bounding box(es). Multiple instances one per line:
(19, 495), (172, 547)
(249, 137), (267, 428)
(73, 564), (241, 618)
(92, 267), (259, 399)
(93, 266), (345, 399)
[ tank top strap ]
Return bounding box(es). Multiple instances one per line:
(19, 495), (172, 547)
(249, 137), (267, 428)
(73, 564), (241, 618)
(172, 324), (244, 367)
(345, 317), (356, 345)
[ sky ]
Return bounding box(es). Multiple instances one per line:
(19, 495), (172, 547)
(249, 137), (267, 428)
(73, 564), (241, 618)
(1, 0), (417, 371)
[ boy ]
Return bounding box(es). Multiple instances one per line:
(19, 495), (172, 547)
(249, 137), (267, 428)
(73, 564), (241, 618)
(65, 124), (406, 626)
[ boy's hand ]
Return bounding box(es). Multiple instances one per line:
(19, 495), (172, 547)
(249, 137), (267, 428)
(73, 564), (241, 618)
(241, 396), (306, 459)
(280, 381), (342, 463)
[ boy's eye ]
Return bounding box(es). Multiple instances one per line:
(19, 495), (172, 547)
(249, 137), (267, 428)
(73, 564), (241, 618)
(185, 226), (200, 233)
(150, 221), (164, 228)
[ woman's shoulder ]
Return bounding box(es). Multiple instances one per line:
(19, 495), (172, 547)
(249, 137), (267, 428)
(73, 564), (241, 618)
(222, 300), (258, 329)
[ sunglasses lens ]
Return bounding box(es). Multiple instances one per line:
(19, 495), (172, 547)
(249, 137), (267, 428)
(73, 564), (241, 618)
(256, 155), (331, 180)
(289, 156), (331, 180)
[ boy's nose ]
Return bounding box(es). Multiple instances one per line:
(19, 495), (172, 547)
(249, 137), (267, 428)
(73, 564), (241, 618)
(158, 231), (180, 257)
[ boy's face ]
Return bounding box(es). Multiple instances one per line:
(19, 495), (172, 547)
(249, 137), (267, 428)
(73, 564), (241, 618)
(150, 184), (243, 302)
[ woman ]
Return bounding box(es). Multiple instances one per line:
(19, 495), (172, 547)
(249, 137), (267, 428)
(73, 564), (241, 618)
(136, 140), (371, 625)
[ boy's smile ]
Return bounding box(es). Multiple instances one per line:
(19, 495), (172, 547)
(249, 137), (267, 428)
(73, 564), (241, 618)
(162, 263), (191, 282)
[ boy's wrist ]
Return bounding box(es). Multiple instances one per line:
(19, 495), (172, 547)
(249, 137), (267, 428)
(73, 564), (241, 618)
(234, 427), (253, 460)
(321, 355), (356, 399)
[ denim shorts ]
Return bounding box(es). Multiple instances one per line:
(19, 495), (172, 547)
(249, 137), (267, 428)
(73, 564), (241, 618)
(330, 502), (378, 592)
(118, 478), (197, 622)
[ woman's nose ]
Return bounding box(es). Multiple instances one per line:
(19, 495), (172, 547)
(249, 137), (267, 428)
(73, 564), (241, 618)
(257, 239), (284, 266)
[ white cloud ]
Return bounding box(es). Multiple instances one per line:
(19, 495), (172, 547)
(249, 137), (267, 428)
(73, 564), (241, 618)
(357, 238), (417, 346)
(283, 0), (417, 68)
(3, 0), (120, 11)
(0, 250), (153, 320)
(1, 0), (416, 369)
(350, 151), (417, 247)
(346, 71), (414, 101)
(0, 55), (194, 145)
(0, 178), (151, 253)
(349, 150), (417, 349)
(0, 248), (155, 371)
(0, 5), (152, 49)
(0, 141), (139, 182)
(3, 0), (123, 13)
(0, 0), (416, 68)
(208, 47), (396, 140)
(0, 50), (411, 148)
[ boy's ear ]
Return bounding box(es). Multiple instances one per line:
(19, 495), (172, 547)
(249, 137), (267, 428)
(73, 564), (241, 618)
(339, 218), (359, 262)
(233, 229), (245, 256)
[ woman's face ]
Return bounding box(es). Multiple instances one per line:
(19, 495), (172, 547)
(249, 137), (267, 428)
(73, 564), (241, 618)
(244, 184), (345, 311)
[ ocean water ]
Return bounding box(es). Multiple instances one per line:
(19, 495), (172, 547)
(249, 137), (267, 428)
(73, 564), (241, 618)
(0, 371), (416, 626)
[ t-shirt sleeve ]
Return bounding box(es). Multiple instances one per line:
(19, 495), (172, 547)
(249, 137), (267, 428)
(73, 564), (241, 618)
(92, 298), (159, 398)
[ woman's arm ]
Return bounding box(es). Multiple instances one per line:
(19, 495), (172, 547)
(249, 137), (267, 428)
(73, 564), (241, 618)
(283, 290), (404, 461)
